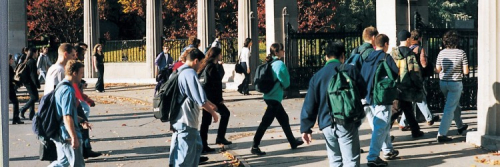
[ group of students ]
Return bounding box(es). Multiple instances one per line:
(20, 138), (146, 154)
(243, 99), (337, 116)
(300, 27), (469, 167)
(8, 43), (107, 166)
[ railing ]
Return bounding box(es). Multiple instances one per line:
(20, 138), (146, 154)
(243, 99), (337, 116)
(102, 39), (146, 62)
(422, 28), (478, 111)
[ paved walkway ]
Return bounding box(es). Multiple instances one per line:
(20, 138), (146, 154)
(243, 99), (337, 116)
(7, 84), (499, 167)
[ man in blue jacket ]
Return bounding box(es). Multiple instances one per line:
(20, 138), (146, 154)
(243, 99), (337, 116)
(300, 40), (367, 166)
(360, 34), (400, 167)
(155, 45), (173, 71)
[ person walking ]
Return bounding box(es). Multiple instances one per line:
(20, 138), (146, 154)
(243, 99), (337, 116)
(93, 44), (105, 93)
(9, 54), (23, 124)
(250, 43), (303, 156)
(237, 38), (252, 95)
(37, 46), (52, 84)
(19, 48), (41, 120)
(169, 48), (219, 166)
(198, 47), (232, 153)
(301, 40), (367, 166)
(155, 45), (174, 71)
(48, 60), (87, 167)
(435, 30), (469, 143)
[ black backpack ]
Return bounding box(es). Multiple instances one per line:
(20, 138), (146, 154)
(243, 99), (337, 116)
(254, 59), (279, 93)
(198, 65), (209, 87)
(153, 68), (187, 122)
(32, 82), (72, 139)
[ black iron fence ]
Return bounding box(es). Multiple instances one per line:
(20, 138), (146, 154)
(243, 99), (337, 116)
(285, 24), (478, 111)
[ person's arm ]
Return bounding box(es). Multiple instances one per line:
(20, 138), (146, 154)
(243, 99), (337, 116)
(29, 60), (40, 88)
(277, 62), (291, 89)
(36, 56), (42, 68)
(93, 55), (98, 72)
(63, 115), (79, 149)
(435, 52), (443, 73)
(155, 53), (162, 66)
(300, 79), (319, 136)
(462, 51), (469, 75)
(185, 71), (219, 122)
(419, 47), (427, 68)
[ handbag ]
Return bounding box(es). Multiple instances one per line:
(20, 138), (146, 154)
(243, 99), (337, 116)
(235, 51), (245, 74)
(39, 138), (57, 161)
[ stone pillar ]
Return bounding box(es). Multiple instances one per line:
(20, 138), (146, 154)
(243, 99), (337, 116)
(146, 0), (162, 78)
(376, 0), (410, 49)
(235, 0), (259, 89)
(198, 0), (215, 50)
(1, 0), (10, 165)
(265, 0), (298, 53)
(83, 0), (100, 78)
(466, 1), (500, 151)
(8, 0), (27, 56)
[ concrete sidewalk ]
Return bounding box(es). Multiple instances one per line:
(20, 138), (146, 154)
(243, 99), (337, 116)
(8, 84), (499, 167)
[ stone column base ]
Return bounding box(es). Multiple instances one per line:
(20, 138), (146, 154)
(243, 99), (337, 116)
(467, 131), (500, 151)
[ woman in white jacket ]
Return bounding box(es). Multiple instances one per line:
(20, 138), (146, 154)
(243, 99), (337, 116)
(238, 38), (252, 95)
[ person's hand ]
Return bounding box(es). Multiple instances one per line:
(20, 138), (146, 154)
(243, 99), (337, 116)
(247, 69), (250, 74)
(211, 112), (219, 123)
(302, 133), (312, 145)
(95, 68), (99, 72)
(90, 102), (96, 107)
(71, 138), (80, 149)
(218, 61), (223, 65)
(81, 122), (93, 130)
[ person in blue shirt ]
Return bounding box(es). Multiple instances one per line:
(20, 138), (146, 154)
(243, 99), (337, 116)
(360, 34), (400, 167)
(50, 60), (89, 167)
(250, 43), (304, 156)
(155, 45), (174, 71)
(301, 40), (367, 166)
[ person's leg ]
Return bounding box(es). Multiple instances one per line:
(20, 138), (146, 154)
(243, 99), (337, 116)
(367, 105), (391, 161)
(169, 122), (200, 166)
(400, 100), (421, 135)
(337, 122), (361, 166)
(216, 103), (230, 141)
(49, 140), (70, 167)
(243, 72), (250, 94)
(253, 100), (277, 147)
(200, 110), (213, 149)
(390, 100), (403, 128)
(9, 88), (20, 120)
(272, 101), (298, 146)
(322, 126), (343, 166)
(363, 105), (374, 130)
(451, 82), (464, 129)
(437, 81), (462, 136)
(72, 139), (85, 167)
(416, 97), (433, 122)
(21, 83), (38, 119)
(99, 66), (105, 91)
(399, 113), (407, 127)
(378, 105), (394, 154)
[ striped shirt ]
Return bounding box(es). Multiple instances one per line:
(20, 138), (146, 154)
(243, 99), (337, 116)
(436, 49), (468, 81)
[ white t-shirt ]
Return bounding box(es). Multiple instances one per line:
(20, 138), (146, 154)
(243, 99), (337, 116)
(44, 63), (65, 95)
(239, 47), (250, 63)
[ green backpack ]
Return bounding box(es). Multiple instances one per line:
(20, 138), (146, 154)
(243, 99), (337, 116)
(328, 64), (365, 125)
(373, 54), (399, 105)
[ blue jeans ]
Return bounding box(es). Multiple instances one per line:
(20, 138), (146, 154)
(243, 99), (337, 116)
(438, 81), (464, 136)
(367, 105), (394, 161)
(49, 139), (85, 167)
(323, 123), (360, 167)
(169, 122), (202, 167)
(399, 96), (433, 127)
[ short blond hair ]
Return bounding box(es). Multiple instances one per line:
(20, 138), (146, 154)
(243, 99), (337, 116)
(362, 26), (379, 41)
(58, 43), (75, 55)
(65, 60), (85, 76)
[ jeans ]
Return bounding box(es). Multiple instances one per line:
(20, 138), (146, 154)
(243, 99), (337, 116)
(399, 96), (433, 127)
(323, 123), (361, 167)
(253, 100), (297, 147)
(200, 103), (231, 148)
(169, 122), (202, 167)
(95, 65), (104, 92)
(367, 105), (394, 161)
(20, 82), (39, 119)
(49, 139), (85, 167)
(238, 62), (250, 94)
(438, 81), (464, 136)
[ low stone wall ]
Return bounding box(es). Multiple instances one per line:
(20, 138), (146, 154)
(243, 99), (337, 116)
(103, 63), (151, 79)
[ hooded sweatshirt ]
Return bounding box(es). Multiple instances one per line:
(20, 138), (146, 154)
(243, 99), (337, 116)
(360, 50), (399, 105)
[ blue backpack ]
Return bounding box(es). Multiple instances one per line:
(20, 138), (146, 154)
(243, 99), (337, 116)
(345, 47), (368, 71)
(32, 82), (72, 139)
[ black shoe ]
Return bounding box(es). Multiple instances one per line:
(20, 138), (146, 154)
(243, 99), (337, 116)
(291, 139), (304, 149)
(20, 111), (26, 120)
(367, 157), (388, 167)
(215, 138), (233, 145)
(383, 150), (399, 160)
(251, 147), (266, 155)
(12, 118), (24, 124)
(412, 131), (424, 138)
(457, 124), (469, 135)
(391, 135), (395, 142)
(437, 136), (453, 143)
(83, 150), (102, 159)
(199, 156), (209, 164)
(202, 147), (216, 153)
(427, 115), (440, 126)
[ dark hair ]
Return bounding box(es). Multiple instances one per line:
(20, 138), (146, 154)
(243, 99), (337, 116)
(78, 43), (88, 48)
(9, 54), (13, 60)
(65, 60), (85, 76)
(24, 47), (38, 63)
(325, 40), (345, 59)
(198, 47), (222, 73)
(244, 38), (252, 47)
(22, 47), (29, 54)
(443, 30), (460, 49)
(185, 48), (205, 62)
(362, 26), (379, 41)
(266, 43), (282, 62)
(194, 39), (201, 47)
(410, 29), (421, 40)
(375, 34), (390, 47)
(75, 45), (86, 61)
